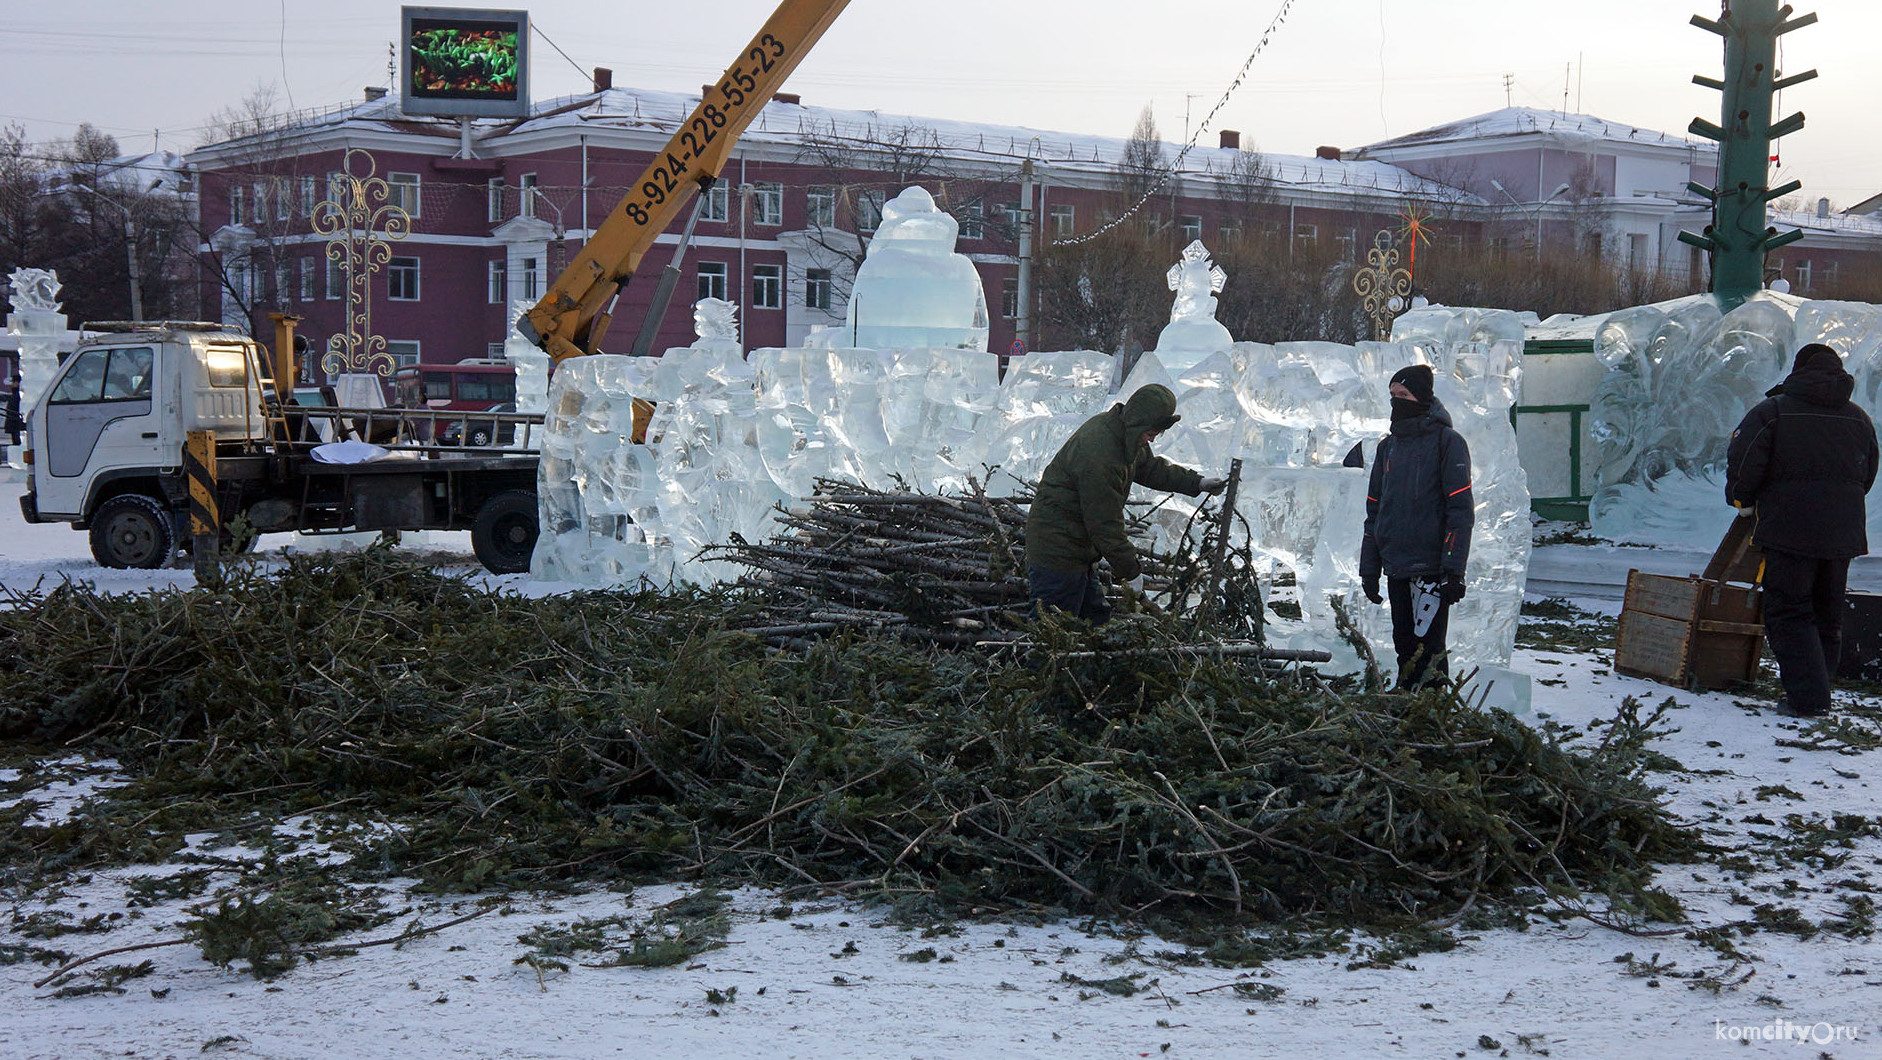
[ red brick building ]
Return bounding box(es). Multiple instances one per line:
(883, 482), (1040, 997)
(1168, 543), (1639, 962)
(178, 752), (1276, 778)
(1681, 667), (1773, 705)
(181, 81), (1878, 377)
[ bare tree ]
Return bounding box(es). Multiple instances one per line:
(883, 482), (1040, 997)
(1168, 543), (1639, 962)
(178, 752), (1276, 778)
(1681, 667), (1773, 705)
(1118, 106), (1166, 205)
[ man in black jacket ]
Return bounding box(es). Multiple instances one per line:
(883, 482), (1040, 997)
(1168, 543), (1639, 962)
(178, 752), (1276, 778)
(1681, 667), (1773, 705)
(1726, 343), (1880, 717)
(1360, 364), (1474, 690)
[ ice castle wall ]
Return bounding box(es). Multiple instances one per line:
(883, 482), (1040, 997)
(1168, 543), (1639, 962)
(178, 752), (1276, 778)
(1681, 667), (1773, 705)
(532, 315), (1531, 678)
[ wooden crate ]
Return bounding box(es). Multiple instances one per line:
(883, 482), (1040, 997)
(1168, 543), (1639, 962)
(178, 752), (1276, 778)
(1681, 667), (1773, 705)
(1614, 572), (1764, 691)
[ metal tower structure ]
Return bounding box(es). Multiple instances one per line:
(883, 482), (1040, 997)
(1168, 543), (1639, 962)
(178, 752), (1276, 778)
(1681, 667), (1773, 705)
(1678, 1), (1817, 310)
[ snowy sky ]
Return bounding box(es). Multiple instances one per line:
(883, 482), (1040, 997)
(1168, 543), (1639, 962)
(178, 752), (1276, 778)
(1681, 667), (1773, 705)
(5, 0), (1879, 203)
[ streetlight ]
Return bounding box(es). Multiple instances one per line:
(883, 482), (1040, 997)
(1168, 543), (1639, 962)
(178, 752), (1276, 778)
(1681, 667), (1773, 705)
(1489, 179), (1572, 258)
(74, 181), (159, 321)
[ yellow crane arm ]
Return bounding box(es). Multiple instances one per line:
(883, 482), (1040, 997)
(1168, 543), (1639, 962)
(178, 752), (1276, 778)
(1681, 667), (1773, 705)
(518, 0), (852, 364)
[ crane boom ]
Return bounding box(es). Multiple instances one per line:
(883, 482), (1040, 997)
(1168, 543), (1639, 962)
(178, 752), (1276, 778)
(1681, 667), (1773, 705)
(517, 0), (853, 364)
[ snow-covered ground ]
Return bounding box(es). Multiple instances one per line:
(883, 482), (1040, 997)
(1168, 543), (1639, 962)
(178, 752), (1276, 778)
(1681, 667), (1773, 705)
(1, 475), (1877, 1059)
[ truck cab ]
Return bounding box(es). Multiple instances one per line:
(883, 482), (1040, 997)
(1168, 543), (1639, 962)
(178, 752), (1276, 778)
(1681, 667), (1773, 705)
(19, 321), (542, 575)
(23, 322), (271, 525)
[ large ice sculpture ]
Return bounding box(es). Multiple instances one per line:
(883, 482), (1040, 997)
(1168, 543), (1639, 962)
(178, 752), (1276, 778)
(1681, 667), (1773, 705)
(6, 269), (66, 436)
(1153, 241), (1234, 379)
(841, 188), (990, 351)
(532, 322), (1532, 680)
(1587, 292), (1882, 547)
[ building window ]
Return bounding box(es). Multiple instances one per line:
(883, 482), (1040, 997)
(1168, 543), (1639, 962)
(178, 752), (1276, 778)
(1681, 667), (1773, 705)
(1824, 260), (1839, 287)
(804, 268), (832, 310)
(299, 176), (318, 217)
(1218, 221), (1243, 244)
(519, 173), (538, 218)
(958, 203), (984, 240)
(856, 191), (884, 234)
(1001, 277), (1019, 320)
(325, 258), (344, 300)
(230, 185), (246, 226)
(700, 183), (728, 223)
(298, 258), (315, 301)
(1795, 259), (1812, 289)
(806, 186), (836, 229)
(487, 178), (505, 223)
(697, 261), (727, 301)
(387, 172), (421, 217)
(520, 257), (541, 301)
(1335, 230), (1356, 260)
(1000, 202), (1022, 231)
(1294, 223), (1318, 246)
(488, 260), (507, 304)
(275, 180), (291, 222)
(751, 182), (783, 226)
(274, 261), (291, 304)
(752, 264), (782, 308)
(386, 340), (420, 369)
(388, 256), (420, 301)
(251, 182), (269, 225)
(1179, 215), (1202, 241)
(1050, 204), (1075, 236)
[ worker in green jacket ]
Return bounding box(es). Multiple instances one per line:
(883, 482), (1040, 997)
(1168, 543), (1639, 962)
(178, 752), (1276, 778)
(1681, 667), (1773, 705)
(1024, 384), (1227, 622)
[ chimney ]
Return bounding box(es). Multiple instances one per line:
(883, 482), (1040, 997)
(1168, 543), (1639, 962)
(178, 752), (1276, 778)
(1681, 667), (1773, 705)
(364, 87), (388, 101)
(1817, 197), (1831, 219)
(1219, 130), (1241, 150)
(773, 92), (801, 106)
(1315, 145), (1342, 161)
(593, 67), (612, 92)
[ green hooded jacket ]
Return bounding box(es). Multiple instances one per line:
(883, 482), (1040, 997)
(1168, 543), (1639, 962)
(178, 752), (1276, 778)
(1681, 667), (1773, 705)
(1024, 384), (1204, 580)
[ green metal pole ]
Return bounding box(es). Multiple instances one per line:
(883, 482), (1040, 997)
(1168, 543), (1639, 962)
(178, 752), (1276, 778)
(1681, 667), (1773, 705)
(1679, 1), (1816, 311)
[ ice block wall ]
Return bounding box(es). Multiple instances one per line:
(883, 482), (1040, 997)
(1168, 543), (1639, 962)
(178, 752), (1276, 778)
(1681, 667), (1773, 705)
(532, 316), (1531, 679)
(1587, 292), (1882, 547)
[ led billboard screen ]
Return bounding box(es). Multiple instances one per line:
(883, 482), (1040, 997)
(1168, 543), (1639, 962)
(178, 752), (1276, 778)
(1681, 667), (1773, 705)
(400, 7), (530, 118)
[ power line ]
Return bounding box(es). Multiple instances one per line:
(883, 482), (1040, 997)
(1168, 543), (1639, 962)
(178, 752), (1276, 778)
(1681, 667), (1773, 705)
(1054, 0), (1306, 247)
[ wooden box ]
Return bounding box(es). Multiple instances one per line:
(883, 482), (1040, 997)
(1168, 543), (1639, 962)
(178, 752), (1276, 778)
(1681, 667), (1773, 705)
(1613, 516), (1765, 692)
(1614, 573), (1765, 691)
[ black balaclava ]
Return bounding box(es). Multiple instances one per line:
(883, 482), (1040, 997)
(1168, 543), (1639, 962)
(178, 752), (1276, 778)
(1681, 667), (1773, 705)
(1389, 364), (1434, 422)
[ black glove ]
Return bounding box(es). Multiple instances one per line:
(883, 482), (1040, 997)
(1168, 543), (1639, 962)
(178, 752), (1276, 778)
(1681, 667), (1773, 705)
(1362, 577), (1383, 605)
(1440, 575), (1466, 604)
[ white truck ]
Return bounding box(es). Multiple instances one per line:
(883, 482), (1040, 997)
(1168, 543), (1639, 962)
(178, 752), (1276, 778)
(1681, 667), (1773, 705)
(17, 321), (544, 574)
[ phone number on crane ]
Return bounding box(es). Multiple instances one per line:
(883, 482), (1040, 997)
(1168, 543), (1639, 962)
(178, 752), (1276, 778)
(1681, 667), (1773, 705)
(621, 33), (789, 226)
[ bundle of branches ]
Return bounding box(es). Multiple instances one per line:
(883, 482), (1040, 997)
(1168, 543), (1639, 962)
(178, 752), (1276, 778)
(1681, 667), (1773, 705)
(706, 478), (1258, 646)
(0, 551), (1696, 944)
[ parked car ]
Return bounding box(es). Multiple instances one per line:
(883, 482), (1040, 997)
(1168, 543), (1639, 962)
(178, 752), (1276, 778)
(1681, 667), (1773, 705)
(439, 403), (519, 447)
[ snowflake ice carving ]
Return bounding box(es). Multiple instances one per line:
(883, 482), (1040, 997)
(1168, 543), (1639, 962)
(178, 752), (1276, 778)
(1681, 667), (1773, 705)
(7, 269), (62, 314)
(1165, 241), (1226, 323)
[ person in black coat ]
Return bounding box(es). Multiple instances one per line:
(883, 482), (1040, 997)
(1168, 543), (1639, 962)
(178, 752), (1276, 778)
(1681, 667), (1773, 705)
(1726, 342), (1881, 717)
(1360, 364), (1474, 690)
(1, 374), (22, 446)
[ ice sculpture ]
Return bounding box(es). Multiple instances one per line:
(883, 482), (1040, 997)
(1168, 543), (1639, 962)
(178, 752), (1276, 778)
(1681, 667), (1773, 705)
(532, 319), (1533, 681)
(504, 299), (552, 415)
(841, 188), (990, 351)
(6, 268), (66, 439)
(1153, 241), (1234, 379)
(1587, 291), (1882, 548)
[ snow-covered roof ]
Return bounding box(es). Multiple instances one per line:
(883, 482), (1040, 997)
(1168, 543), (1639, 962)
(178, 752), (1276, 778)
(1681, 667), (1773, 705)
(1358, 106), (1714, 156)
(195, 86), (1476, 204)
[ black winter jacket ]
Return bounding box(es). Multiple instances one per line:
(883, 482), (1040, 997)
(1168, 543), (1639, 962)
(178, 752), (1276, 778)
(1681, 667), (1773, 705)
(1725, 356), (1879, 559)
(1360, 399), (1474, 581)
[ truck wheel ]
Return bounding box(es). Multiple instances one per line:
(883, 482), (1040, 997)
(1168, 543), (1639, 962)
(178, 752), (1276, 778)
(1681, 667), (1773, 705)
(472, 489), (538, 574)
(90, 494), (176, 570)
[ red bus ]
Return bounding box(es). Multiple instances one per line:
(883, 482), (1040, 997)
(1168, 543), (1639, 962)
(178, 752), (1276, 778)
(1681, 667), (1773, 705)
(392, 359), (517, 412)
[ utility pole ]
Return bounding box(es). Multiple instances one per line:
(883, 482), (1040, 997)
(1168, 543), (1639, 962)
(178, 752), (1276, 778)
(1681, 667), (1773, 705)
(1680, 0), (1818, 310)
(1016, 158), (1034, 353)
